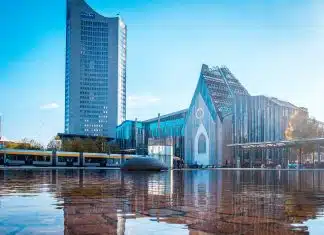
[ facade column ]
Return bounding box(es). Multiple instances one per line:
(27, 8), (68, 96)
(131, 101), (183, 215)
(236, 148), (241, 168)
(134, 118), (138, 155)
(313, 151), (315, 168)
(52, 150), (56, 167)
(286, 147), (290, 168)
(80, 152), (84, 167)
(250, 149), (254, 168)
(317, 143), (321, 166)
(297, 147), (302, 170)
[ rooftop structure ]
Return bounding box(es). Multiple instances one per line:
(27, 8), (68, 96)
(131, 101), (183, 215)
(200, 64), (249, 121)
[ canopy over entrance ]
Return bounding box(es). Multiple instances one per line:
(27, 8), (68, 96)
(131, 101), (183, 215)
(227, 138), (324, 150)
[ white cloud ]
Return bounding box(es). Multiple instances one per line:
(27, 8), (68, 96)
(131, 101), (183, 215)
(40, 102), (60, 110)
(128, 95), (161, 108)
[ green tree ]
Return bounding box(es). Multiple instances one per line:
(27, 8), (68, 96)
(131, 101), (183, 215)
(60, 137), (118, 153)
(6, 138), (44, 150)
(83, 138), (98, 153)
(95, 137), (108, 153)
(62, 139), (73, 152)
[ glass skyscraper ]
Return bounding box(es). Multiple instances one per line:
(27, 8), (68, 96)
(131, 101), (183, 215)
(65, 0), (126, 138)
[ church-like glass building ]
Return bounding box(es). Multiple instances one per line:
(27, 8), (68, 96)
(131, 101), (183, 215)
(117, 64), (304, 167)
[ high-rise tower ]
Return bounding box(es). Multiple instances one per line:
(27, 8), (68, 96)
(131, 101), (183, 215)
(65, 0), (127, 138)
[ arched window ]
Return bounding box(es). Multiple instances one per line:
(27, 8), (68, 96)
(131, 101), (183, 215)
(198, 134), (206, 154)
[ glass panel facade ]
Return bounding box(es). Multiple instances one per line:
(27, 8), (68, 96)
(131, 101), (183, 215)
(198, 134), (206, 154)
(116, 63), (307, 167)
(116, 110), (187, 157)
(65, 0), (126, 138)
(232, 95), (299, 163)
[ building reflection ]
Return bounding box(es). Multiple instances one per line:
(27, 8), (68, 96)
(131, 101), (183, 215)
(1, 169), (324, 234)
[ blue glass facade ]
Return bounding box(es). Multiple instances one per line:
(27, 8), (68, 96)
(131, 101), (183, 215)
(116, 63), (308, 167)
(184, 64), (249, 166)
(65, 0), (126, 138)
(232, 95), (300, 165)
(116, 120), (144, 151)
(116, 110), (187, 157)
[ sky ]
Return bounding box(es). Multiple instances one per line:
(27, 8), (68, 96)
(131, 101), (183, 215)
(0, 0), (324, 144)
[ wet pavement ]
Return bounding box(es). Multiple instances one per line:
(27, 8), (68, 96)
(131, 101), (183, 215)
(1, 169), (324, 234)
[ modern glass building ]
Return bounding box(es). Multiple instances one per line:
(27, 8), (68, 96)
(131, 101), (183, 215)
(232, 95), (302, 165)
(184, 64), (249, 166)
(65, 0), (127, 138)
(116, 110), (187, 157)
(116, 120), (145, 151)
(116, 63), (310, 167)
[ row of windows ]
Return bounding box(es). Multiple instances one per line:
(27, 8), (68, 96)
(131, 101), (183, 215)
(81, 36), (108, 42)
(80, 101), (107, 105)
(80, 59), (107, 65)
(80, 109), (102, 114)
(81, 64), (108, 70)
(80, 91), (108, 96)
(81, 82), (108, 86)
(80, 96), (107, 101)
(80, 109), (108, 114)
(80, 114), (100, 119)
(81, 73), (108, 78)
(81, 20), (108, 27)
(80, 87), (108, 91)
(82, 41), (108, 47)
(82, 46), (108, 52)
(83, 124), (104, 128)
(81, 50), (108, 56)
(81, 55), (109, 61)
(81, 31), (109, 38)
(81, 26), (109, 32)
(81, 66), (108, 72)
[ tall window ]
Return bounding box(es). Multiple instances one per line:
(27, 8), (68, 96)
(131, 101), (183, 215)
(198, 134), (207, 154)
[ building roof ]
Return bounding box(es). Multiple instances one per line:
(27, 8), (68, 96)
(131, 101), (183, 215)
(143, 109), (188, 123)
(57, 133), (114, 141)
(201, 64), (249, 120)
(228, 137), (324, 149)
(268, 97), (298, 109)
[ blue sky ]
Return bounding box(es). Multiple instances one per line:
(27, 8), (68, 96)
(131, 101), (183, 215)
(1, 0), (324, 144)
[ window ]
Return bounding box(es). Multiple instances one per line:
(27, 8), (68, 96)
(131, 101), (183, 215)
(198, 134), (207, 154)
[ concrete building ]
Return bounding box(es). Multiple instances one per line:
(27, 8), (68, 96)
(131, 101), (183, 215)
(65, 0), (127, 138)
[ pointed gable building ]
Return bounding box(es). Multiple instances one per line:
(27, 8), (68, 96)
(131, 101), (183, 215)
(184, 64), (249, 166)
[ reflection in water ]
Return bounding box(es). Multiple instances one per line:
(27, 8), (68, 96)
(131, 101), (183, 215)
(1, 169), (324, 234)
